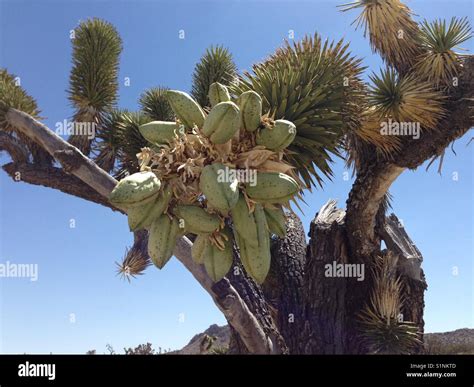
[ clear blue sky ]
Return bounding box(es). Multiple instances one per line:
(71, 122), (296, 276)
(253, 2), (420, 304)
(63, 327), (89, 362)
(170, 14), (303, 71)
(0, 0), (472, 354)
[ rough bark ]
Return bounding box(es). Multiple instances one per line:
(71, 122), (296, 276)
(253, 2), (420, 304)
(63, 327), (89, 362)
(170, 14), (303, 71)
(301, 200), (348, 354)
(3, 162), (121, 212)
(261, 212), (307, 353)
(224, 243), (288, 354)
(381, 213), (427, 353)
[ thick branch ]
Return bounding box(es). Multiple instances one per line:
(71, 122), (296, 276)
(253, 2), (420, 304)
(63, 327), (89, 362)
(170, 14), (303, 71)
(5, 108), (116, 197)
(2, 107), (275, 354)
(346, 56), (474, 260)
(2, 162), (121, 211)
(0, 132), (30, 163)
(381, 213), (423, 281)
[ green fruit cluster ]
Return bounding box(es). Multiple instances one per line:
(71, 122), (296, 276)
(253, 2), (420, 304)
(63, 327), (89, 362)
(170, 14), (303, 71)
(111, 83), (299, 284)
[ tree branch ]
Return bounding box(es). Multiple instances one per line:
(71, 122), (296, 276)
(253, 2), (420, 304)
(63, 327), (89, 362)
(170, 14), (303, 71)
(2, 162), (120, 212)
(0, 132), (30, 164)
(5, 108), (116, 197)
(2, 107), (275, 354)
(346, 56), (474, 260)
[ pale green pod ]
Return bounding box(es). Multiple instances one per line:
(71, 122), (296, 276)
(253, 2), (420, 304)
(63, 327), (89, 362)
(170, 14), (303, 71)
(234, 206), (271, 285)
(128, 184), (173, 232)
(109, 171), (161, 208)
(202, 101), (240, 144)
(127, 199), (155, 231)
(191, 234), (209, 264)
(256, 119), (296, 151)
(245, 172), (299, 204)
(238, 91), (262, 132)
(231, 194), (258, 247)
(199, 163), (239, 213)
(208, 82), (230, 107)
(139, 121), (183, 145)
(175, 205), (221, 234)
(203, 228), (233, 282)
(148, 215), (180, 269)
(264, 207), (287, 238)
(165, 90), (206, 129)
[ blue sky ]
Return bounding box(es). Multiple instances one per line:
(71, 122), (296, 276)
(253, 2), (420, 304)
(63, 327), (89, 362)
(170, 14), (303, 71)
(0, 0), (472, 354)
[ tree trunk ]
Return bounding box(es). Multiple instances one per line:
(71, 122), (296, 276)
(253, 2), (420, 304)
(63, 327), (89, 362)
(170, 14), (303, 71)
(227, 202), (427, 354)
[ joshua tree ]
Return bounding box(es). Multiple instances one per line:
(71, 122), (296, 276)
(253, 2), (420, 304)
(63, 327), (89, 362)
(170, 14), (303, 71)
(1, 1), (472, 354)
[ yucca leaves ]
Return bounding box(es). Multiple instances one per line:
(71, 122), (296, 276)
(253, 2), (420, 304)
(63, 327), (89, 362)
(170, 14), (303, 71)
(415, 17), (472, 87)
(139, 87), (174, 121)
(68, 18), (122, 155)
(359, 254), (422, 354)
(94, 109), (127, 173)
(340, 0), (422, 73)
(113, 111), (152, 177)
(368, 68), (445, 130)
(191, 45), (237, 108)
(232, 34), (364, 188)
(0, 68), (53, 165)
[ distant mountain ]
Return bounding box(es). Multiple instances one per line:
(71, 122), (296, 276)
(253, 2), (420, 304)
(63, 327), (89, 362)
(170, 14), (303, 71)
(175, 325), (474, 354)
(176, 324), (230, 354)
(424, 328), (474, 354)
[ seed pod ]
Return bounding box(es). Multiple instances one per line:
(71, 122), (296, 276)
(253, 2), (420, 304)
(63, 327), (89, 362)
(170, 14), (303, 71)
(203, 228), (233, 282)
(191, 234), (209, 264)
(128, 185), (173, 231)
(165, 90), (206, 129)
(256, 119), (296, 151)
(208, 82), (231, 107)
(264, 207), (286, 238)
(139, 121), (183, 145)
(109, 171), (161, 209)
(238, 91), (262, 132)
(175, 205), (221, 234)
(148, 215), (180, 269)
(202, 101), (240, 144)
(231, 194), (258, 245)
(245, 172), (299, 204)
(199, 163), (239, 214)
(234, 205), (271, 284)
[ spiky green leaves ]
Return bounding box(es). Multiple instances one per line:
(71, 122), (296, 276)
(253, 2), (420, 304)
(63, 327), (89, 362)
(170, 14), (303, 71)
(112, 111), (152, 176)
(0, 69), (40, 130)
(232, 34), (364, 188)
(68, 18), (122, 154)
(415, 17), (472, 87)
(358, 254), (421, 354)
(191, 45), (237, 108)
(340, 0), (422, 73)
(139, 87), (174, 121)
(368, 68), (445, 130)
(0, 69), (53, 165)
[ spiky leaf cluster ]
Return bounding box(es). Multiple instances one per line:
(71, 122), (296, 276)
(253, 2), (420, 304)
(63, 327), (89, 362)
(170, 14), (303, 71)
(68, 18), (122, 155)
(415, 17), (472, 87)
(139, 87), (174, 121)
(94, 109), (127, 173)
(191, 45), (237, 108)
(0, 69), (52, 165)
(359, 254), (421, 354)
(231, 34), (364, 188)
(113, 111), (152, 177)
(368, 68), (445, 129)
(340, 0), (422, 73)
